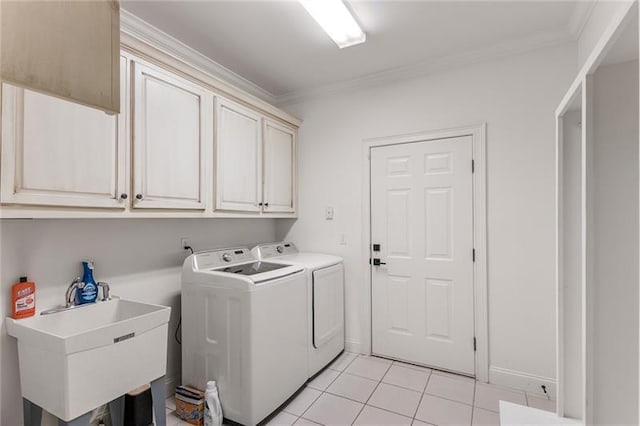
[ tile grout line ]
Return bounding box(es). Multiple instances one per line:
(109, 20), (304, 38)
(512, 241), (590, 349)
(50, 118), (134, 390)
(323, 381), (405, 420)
(470, 378), (477, 426)
(378, 364), (433, 394)
(310, 367), (343, 392)
(342, 369), (429, 395)
(297, 353), (359, 424)
(293, 388), (324, 420)
(411, 367), (433, 423)
(422, 389), (477, 408)
(349, 355), (393, 426)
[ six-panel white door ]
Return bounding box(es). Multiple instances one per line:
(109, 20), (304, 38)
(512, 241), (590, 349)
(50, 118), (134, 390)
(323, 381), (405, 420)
(263, 119), (296, 213)
(132, 61), (210, 210)
(216, 98), (262, 212)
(370, 136), (475, 375)
(0, 56), (128, 208)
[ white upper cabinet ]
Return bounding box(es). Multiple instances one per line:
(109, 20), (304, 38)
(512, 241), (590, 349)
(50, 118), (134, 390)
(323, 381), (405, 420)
(0, 39), (298, 218)
(1, 0), (120, 114)
(132, 61), (211, 210)
(0, 56), (128, 208)
(216, 98), (263, 212)
(263, 119), (296, 213)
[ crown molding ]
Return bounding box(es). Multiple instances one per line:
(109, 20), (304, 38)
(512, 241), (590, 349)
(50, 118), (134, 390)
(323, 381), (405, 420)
(120, 9), (278, 104)
(568, 0), (597, 40)
(275, 29), (576, 106)
(120, 8), (583, 110)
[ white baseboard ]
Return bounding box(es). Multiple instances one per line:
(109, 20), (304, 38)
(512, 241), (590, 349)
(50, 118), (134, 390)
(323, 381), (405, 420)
(489, 366), (557, 399)
(500, 401), (580, 425)
(345, 338), (362, 354)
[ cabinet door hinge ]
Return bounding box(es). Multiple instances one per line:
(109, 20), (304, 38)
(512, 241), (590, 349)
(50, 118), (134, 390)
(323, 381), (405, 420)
(474, 337), (477, 351)
(472, 160), (475, 173)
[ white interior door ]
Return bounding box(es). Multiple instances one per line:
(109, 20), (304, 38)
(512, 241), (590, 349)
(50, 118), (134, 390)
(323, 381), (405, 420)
(371, 136), (475, 375)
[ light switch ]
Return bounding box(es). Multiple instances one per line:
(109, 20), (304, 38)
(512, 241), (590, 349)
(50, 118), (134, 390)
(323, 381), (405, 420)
(325, 206), (334, 220)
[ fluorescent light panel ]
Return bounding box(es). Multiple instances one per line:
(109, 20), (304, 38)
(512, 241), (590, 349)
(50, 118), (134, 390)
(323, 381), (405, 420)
(299, 0), (366, 48)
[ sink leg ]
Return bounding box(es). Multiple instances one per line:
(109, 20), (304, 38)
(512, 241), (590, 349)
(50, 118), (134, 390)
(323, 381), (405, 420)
(109, 395), (125, 426)
(57, 411), (91, 426)
(23, 398), (42, 426)
(150, 376), (167, 426)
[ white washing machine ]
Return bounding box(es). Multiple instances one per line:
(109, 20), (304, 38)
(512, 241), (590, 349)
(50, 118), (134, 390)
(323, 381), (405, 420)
(252, 242), (345, 377)
(181, 247), (308, 426)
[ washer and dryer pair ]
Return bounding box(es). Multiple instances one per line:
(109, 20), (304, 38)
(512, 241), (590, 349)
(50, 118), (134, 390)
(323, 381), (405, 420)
(181, 242), (344, 426)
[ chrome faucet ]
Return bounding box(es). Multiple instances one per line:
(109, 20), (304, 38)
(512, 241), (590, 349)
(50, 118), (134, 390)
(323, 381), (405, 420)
(65, 277), (83, 308)
(41, 278), (114, 316)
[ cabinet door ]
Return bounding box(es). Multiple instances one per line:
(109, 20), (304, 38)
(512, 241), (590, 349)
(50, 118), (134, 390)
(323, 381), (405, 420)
(216, 98), (262, 212)
(132, 61), (210, 210)
(1, 0), (120, 114)
(0, 56), (128, 208)
(263, 119), (296, 213)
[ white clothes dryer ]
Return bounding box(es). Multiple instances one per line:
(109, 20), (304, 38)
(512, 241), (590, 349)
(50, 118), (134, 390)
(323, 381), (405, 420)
(252, 242), (345, 377)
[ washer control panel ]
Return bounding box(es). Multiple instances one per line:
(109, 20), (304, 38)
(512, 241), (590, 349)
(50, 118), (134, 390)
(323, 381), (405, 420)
(194, 247), (254, 270)
(253, 242), (298, 259)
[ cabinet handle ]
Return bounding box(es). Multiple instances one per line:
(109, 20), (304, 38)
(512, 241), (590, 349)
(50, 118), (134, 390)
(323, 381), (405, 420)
(264, 202), (269, 208)
(119, 193), (128, 200)
(135, 194), (144, 200)
(258, 202), (263, 206)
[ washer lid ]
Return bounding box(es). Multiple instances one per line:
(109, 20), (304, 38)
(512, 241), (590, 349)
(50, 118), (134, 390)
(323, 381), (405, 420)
(214, 261), (288, 276)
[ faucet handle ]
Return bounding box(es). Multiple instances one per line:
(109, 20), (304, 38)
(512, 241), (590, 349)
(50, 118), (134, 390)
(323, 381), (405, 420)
(65, 277), (82, 307)
(98, 282), (110, 301)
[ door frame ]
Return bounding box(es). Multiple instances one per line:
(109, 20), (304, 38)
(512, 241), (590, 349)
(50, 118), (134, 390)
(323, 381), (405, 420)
(360, 123), (488, 382)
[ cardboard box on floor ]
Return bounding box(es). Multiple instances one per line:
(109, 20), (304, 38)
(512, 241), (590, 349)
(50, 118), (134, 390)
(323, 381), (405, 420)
(175, 385), (205, 426)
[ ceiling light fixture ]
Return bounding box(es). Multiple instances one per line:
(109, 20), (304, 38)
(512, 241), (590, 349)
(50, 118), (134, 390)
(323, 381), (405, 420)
(299, 0), (366, 49)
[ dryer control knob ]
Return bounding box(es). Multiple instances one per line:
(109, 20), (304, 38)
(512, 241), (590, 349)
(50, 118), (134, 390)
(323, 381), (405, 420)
(276, 245), (284, 254)
(222, 253), (232, 262)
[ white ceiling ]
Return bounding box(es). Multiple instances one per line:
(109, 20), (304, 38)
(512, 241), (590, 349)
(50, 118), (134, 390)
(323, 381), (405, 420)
(122, 1), (587, 101)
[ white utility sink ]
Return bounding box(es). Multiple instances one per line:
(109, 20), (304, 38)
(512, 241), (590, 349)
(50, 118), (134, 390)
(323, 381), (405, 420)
(6, 299), (171, 422)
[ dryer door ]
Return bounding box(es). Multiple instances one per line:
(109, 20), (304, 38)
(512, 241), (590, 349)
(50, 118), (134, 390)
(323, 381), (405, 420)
(313, 263), (344, 348)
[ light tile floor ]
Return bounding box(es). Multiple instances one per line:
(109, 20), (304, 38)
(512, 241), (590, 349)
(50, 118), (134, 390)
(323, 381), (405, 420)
(165, 352), (555, 426)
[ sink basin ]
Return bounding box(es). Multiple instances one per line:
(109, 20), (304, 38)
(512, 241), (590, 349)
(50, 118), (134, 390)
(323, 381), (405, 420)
(6, 298), (171, 421)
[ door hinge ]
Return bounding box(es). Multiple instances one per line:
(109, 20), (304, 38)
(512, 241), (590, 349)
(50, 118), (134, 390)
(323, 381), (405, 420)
(474, 337), (477, 351)
(472, 249), (476, 262)
(472, 160), (475, 173)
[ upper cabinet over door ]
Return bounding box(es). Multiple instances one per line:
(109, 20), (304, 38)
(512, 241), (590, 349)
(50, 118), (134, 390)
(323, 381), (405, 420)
(1, 0), (120, 114)
(0, 56), (128, 209)
(216, 98), (263, 212)
(263, 119), (296, 213)
(132, 61), (211, 210)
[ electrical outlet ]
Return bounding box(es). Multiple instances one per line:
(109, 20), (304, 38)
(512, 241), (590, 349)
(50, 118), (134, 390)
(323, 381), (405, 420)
(181, 238), (191, 250)
(325, 206), (334, 220)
